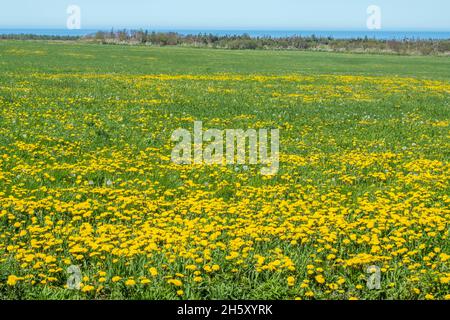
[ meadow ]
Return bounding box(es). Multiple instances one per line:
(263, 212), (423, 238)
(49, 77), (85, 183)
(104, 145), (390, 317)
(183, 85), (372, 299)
(0, 40), (449, 300)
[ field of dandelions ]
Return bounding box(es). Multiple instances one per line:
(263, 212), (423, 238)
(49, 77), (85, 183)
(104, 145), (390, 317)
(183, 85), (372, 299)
(0, 41), (449, 300)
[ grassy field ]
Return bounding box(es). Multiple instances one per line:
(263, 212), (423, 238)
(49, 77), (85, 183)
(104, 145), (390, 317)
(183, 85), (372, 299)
(0, 40), (449, 300)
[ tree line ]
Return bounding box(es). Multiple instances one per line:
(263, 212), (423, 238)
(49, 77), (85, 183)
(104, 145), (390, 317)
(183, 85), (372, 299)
(1, 29), (449, 55)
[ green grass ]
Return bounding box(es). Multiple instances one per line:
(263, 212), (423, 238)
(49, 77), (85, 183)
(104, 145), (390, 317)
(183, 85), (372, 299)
(1, 40), (450, 79)
(0, 40), (449, 300)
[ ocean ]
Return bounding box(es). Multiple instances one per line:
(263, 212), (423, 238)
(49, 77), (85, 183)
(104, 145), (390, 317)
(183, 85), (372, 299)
(0, 28), (449, 40)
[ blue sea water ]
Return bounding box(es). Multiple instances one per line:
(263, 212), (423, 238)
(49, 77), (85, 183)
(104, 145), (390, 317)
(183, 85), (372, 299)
(0, 28), (449, 40)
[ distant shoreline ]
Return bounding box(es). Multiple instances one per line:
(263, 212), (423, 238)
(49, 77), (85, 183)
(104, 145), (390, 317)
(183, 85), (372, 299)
(1, 29), (450, 40)
(1, 29), (449, 56)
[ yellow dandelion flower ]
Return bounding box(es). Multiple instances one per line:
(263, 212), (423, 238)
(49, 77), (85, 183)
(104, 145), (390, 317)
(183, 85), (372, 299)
(7, 275), (19, 286)
(149, 267), (158, 277)
(168, 279), (183, 287)
(125, 279), (136, 286)
(81, 285), (95, 293)
(315, 275), (325, 284)
(287, 276), (295, 287)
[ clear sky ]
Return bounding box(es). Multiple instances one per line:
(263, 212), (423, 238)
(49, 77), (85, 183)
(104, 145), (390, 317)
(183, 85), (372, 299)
(0, 0), (448, 30)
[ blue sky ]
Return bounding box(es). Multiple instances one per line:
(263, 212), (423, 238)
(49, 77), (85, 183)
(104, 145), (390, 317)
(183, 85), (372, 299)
(0, 0), (448, 30)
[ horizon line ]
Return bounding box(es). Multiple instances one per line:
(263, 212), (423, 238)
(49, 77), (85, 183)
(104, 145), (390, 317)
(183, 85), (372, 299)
(1, 27), (450, 32)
